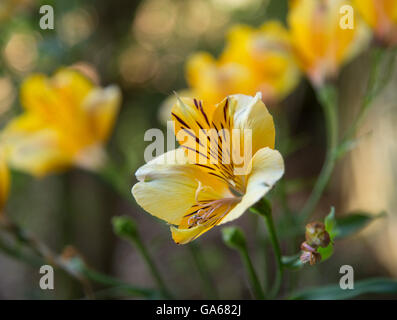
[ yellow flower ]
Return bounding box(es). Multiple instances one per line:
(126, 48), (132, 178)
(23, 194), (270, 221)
(1, 69), (121, 177)
(0, 151), (10, 214)
(221, 21), (301, 101)
(132, 93), (284, 244)
(185, 52), (256, 108)
(352, 0), (397, 46)
(288, 0), (369, 86)
(185, 21), (300, 106)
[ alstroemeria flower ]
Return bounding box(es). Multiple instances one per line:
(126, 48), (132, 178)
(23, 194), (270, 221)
(132, 93), (284, 244)
(352, 0), (397, 46)
(185, 21), (300, 106)
(185, 53), (256, 108)
(1, 69), (121, 177)
(288, 0), (370, 86)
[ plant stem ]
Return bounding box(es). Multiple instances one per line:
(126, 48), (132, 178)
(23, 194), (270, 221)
(251, 198), (283, 298)
(222, 227), (265, 299)
(188, 242), (219, 299)
(238, 245), (265, 300)
(263, 211), (283, 298)
(79, 264), (155, 298)
(300, 47), (396, 223)
(129, 235), (173, 299)
(0, 217), (154, 299)
(94, 167), (173, 299)
(300, 85), (339, 222)
(342, 47), (395, 144)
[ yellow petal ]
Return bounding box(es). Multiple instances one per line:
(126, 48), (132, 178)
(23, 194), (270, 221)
(19, 69), (99, 151)
(288, 0), (370, 85)
(352, 0), (397, 45)
(158, 89), (197, 125)
(0, 151), (10, 212)
(227, 92), (275, 156)
(171, 197), (238, 244)
(219, 21), (300, 102)
(4, 130), (72, 177)
(220, 147), (284, 225)
(1, 113), (73, 177)
(171, 96), (216, 165)
(83, 85), (121, 142)
(185, 52), (255, 106)
(131, 148), (231, 226)
(20, 69), (93, 126)
(171, 223), (215, 245)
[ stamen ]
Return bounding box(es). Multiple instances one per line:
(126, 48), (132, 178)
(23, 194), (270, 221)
(186, 197), (239, 228)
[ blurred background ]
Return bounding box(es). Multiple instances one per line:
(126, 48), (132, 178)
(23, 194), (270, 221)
(0, 0), (396, 299)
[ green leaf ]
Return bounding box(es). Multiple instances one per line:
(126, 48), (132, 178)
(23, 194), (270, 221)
(290, 278), (397, 300)
(335, 211), (386, 239)
(317, 207), (336, 262)
(317, 243), (333, 262)
(324, 207), (337, 238)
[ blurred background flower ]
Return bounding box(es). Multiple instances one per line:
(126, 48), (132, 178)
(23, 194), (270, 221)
(185, 21), (300, 107)
(1, 69), (121, 177)
(0, 151), (10, 214)
(288, 0), (370, 86)
(352, 0), (397, 46)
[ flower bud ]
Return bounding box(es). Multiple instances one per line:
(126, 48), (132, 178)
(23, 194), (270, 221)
(300, 241), (316, 253)
(305, 222), (330, 248)
(222, 226), (246, 251)
(112, 216), (138, 241)
(300, 250), (321, 266)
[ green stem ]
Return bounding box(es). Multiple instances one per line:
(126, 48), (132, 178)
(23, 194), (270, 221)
(238, 245), (265, 300)
(127, 234), (173, 299)
(258, 228), (269, 293)
(251, 199), (283, 298)
(300, 85), (339, 222)
(299, 47), (396, 223)
(188, 242), (219, 299)
(79, 264), (155, 298)
(342, 47), (395, 145)
(94, 167), (173, 299)
(0, 219), (154, 299)
(222, 227), (264, 299)
(264, 211), (283, 298)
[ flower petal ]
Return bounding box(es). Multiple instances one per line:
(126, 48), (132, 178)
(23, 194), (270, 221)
(21, 69), (93, 125)
(83, 85), (121, 142)
(1, 113), (73, 177)
(132, 148), (231, 226)
(228, 92), (275, 153)
(171, 223), (215, 245)
(185, 52), (256, 106)
(219, 147), (284, 225)
(0, 151), (10, 212)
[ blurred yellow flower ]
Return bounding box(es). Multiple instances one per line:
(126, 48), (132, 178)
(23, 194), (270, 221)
(1, 69), (121, 177)
(288, 0), (369, 86)
(185, 21), (300, 106)
(0, 152), (10, 214)
(132, 93), (284, 244)
(352, 0), (397, 46)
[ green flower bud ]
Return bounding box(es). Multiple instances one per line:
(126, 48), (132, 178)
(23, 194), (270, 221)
(112, 216), (138, 241)
(222, 226), (246, 251)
